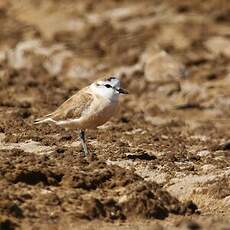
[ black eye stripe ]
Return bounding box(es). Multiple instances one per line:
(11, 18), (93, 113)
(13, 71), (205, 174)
(104, 84), (112, 88)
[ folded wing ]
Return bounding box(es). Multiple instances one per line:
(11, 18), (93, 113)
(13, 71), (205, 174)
(34, 89), (94, 124)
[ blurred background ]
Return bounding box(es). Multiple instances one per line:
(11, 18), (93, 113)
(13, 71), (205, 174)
(0, 0), (230, 122)
(0, 0), (230, 229)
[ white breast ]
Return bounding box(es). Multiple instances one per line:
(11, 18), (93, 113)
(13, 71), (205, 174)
(78, 95), (119, 129)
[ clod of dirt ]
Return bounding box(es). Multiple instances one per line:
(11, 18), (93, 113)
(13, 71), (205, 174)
(121, 183), (198, 219)
(0, 149), (197, 225)
(16, 109), (32, 119)
(144, 50), (186, 83)
(204, 36), (230, 58)
(201, 176), (230, 199)
(62, 168), (113, 190)
(0, 202), (23, 219)
(210, 141), (230, 151)
(180, 220), (201, 230)
(175, 103), (203, 110)
(0, 217), (17, 230)
(11, 170), (63, 186)
(126, 150), (157, 161)
(79, 198), (125, 221)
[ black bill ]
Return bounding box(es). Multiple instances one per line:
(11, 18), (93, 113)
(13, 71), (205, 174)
(116, 88), (129, 94)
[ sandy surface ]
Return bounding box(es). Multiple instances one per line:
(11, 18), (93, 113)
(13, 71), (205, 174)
(0, 0), (230, 229)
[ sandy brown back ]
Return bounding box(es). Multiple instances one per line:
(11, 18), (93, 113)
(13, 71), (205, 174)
(42, 88), (94, 121)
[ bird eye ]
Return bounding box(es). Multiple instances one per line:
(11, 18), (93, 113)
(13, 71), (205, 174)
(104, 84), (112, 88)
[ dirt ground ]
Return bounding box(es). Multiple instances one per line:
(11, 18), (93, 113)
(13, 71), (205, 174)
(0, 0), (230, 229)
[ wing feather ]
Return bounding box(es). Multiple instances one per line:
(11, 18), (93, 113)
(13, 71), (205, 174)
(35, 89), (94, 124)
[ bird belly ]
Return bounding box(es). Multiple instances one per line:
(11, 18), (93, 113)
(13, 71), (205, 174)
(78, 101), (118, 129)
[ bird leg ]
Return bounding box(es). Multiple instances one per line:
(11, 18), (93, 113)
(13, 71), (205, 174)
(79, 130), (88, 156)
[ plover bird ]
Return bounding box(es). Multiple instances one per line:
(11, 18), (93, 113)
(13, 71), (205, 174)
(35, 76), (128, 155)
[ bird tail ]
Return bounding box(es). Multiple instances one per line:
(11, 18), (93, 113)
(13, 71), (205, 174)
(34, 113), (55, 124)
